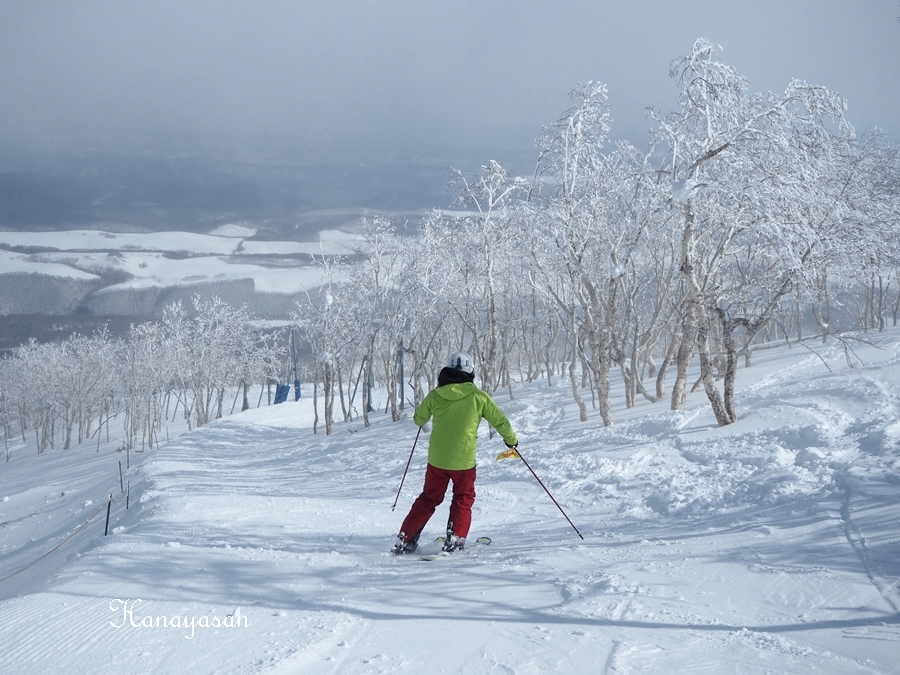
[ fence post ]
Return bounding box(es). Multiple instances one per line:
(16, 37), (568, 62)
(104, 495), (112, 535)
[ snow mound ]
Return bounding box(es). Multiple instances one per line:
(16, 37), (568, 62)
(208, 224), (257, 238)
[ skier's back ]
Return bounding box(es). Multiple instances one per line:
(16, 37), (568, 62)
(393, 352), (517, 554)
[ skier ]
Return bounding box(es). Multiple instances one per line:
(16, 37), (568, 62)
(393, 352), (518, 555)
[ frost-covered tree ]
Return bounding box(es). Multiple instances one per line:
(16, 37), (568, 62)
(120, 321), (173, 450)
(529, 82), (617, 424)
(1, 297), (284, 457)
(400, 210), (452, 406)
(448, 161), (530, 393)
(528, 82), (677, 424)
(295, 242), (374, 433)
(164, 297), (271, 430)
(654, 38), (862, 425)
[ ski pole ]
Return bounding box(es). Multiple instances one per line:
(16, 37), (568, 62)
(515, 448), (584, 540)
(392, 427), (422, 511)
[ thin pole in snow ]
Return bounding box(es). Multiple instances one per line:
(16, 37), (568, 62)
(516, 448), (584, 540)
(392, 427), (422, 511)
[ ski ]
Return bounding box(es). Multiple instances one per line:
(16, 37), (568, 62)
(418, 552), (450, 561)
(392, 536), (491, 558)
(417, 536), (491, 561)
(434, 536), (491, 545)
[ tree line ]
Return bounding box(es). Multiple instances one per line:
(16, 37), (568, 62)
(0, 297), (285, 459)
(294, 40), (900, 433)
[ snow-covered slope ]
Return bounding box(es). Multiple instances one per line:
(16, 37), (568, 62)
(1, 331), (899, 674)
(0, 249), (102, 280)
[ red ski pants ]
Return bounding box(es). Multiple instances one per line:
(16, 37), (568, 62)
(399, 463), (476, 540)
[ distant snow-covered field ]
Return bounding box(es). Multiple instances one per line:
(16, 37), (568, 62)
(1, 330), (899, 673)
(0, 228), (364, 257)
(29, 251), (329, 296)
(0, 249), (101, 281)
(0, 228), (359, 319)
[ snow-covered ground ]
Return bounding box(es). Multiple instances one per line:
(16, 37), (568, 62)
(2, 330), (900, 674)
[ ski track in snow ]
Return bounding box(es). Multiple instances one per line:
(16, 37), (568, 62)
(2, 331), (900, 673)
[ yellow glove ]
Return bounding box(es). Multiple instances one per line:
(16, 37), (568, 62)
(495, 447), (521, 461)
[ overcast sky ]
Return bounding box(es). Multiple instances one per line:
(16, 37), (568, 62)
(1, 1), (898, 170)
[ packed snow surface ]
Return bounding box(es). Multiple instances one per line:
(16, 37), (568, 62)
(2, 331), (900, 673)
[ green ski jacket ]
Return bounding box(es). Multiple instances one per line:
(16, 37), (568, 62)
(413, 382), (518, 471)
